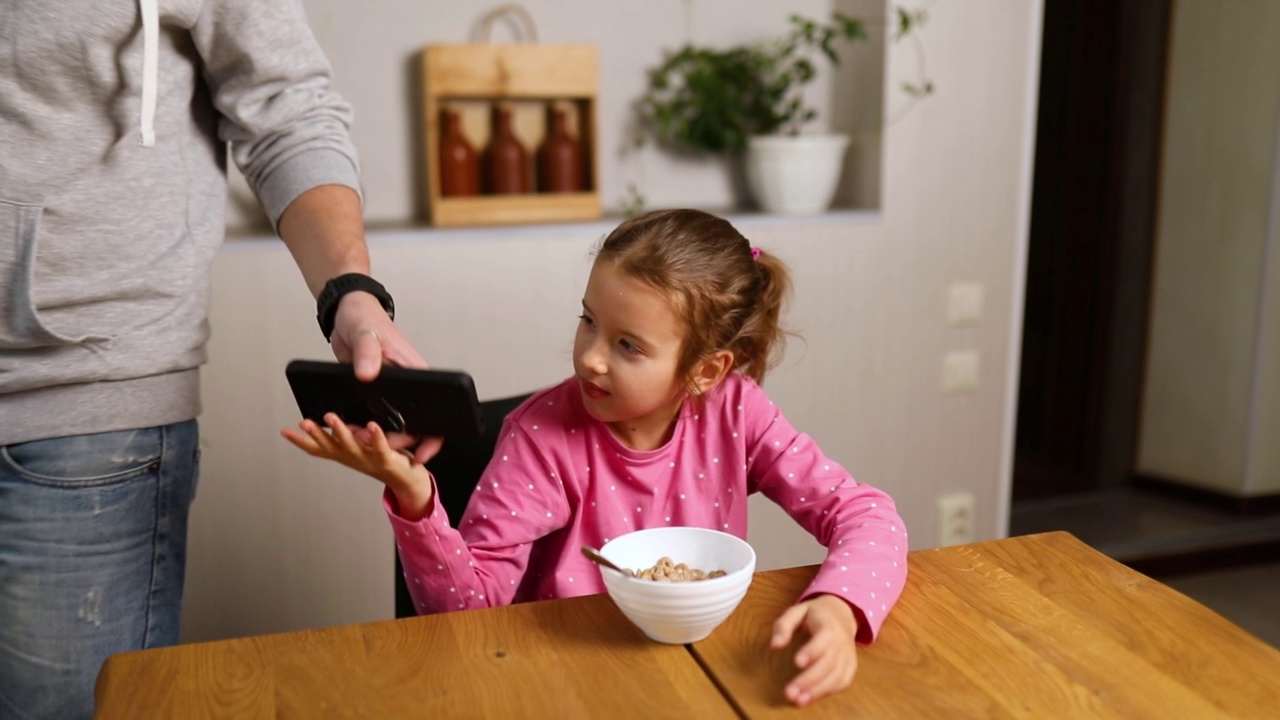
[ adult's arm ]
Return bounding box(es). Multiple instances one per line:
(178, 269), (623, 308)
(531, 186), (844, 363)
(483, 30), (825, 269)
(276, 185), (427, 378)
(191, 0), (432, 455)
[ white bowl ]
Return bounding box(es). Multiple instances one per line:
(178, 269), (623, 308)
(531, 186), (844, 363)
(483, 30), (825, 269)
(597, 527), (756, 644)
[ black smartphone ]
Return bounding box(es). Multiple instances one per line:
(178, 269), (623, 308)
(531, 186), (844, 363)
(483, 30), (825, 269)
(285, 360), (483, 439)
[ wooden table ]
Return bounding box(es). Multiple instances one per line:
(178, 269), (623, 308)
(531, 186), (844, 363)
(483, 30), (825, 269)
(95, 532), (1280, 718)
(694, 531), (1280, 719)
(94, 588), (736, 719)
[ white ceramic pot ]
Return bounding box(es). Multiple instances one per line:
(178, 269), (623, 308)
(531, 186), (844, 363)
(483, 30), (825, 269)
(744, 133), (850, 215)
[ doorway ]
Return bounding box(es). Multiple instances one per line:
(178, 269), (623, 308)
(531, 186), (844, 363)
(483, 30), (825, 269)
(1010, 0), (1280, 579)
(1012, 0), (1169, 504)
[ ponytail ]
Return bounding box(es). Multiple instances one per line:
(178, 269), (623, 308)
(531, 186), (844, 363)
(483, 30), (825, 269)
(731, 250), (791, 384)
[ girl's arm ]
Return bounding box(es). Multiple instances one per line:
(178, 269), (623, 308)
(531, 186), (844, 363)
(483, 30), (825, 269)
(734, 380), (907, 706)
(392, 421), (572, 613)
(740, 384), (909, 643)
(283, 412), (571, 614)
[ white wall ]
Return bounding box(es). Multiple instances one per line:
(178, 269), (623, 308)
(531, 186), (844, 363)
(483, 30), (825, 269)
(183, 0), (1043, 642)
(1137, 0), (1280, 496)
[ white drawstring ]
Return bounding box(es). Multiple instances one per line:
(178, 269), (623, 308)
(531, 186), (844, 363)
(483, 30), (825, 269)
(138, 0), (158, 147)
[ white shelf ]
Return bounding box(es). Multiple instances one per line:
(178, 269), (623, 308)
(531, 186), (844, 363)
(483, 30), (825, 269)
(223, 207), (883, 250)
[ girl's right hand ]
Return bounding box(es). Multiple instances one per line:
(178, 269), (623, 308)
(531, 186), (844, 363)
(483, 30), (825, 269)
(281, 413), (438, 519)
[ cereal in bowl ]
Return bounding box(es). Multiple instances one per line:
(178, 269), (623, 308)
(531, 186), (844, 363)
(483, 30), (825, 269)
(627, 556), (728, 582)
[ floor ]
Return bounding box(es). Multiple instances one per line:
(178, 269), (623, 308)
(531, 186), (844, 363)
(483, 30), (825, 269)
(1009, 485), (1280, 649)
(1163, 562), (1280, 649)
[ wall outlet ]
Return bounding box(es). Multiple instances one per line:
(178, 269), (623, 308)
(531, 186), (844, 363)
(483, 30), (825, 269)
(936, 491), (976, 546)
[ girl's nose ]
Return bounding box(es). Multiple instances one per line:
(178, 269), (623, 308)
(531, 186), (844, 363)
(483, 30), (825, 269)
(580, 339), (608, 375)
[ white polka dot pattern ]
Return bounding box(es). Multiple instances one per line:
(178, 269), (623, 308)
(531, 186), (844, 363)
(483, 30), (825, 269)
(380, 374), (906, 639)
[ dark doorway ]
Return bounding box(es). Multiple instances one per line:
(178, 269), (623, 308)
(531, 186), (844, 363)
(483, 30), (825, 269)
(1011, 0), (1280, 586)
(1012, 0), (1171, 502)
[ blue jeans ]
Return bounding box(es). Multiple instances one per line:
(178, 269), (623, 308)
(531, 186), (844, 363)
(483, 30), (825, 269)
(0, 420), (199, 720)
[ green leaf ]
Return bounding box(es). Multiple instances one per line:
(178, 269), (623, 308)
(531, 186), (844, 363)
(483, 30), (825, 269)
(634, 8), (898, 155)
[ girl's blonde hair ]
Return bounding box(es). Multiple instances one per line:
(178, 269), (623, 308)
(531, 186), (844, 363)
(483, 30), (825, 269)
(597, 209), (792, 388)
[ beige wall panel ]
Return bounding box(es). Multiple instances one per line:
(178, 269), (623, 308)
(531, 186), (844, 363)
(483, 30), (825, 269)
(1138, 0), (1280, 493)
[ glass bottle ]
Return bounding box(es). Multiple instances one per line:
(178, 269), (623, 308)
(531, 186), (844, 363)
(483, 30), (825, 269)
(537, 102), (584, 193)
(438, 107), (479, 197)
(484, 104), (529, 195)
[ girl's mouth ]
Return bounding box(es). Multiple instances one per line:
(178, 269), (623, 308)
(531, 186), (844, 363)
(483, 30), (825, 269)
(580, 378), (609, 399)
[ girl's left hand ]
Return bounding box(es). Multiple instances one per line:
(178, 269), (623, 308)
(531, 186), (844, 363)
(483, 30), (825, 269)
(770, 594), (860, 706)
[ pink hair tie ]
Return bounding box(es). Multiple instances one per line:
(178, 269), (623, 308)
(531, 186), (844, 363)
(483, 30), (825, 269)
(750, 247), (762, 260)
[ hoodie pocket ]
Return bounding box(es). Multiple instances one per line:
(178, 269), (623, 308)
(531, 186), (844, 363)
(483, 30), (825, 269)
(0, 200), (109, 349)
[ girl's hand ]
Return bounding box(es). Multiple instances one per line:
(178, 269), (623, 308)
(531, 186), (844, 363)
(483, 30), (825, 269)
(281, 413), (438, 519)
(770, 594), (860, 707)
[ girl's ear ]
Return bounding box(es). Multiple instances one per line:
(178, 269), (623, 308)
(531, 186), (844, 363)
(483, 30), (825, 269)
(690, 350), (734, 395)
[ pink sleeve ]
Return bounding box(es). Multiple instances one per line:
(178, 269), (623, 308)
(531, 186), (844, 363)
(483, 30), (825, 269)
(742, 382), (909, 643)
(386, 421), (571, 614)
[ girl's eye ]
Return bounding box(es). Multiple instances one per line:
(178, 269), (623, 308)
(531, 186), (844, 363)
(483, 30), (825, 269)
(578, 314), (594, 327)
(619, 339), (642, 355)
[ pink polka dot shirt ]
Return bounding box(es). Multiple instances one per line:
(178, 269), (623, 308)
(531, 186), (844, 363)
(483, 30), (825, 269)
(386, 373), (908, 642)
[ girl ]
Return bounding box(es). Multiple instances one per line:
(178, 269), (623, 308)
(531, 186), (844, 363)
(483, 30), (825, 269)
(283, 209), (908, 707)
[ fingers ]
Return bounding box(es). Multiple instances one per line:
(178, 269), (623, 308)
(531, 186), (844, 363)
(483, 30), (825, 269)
(367, 421), (393, 455)
(349, 324), (432, 378)
(412, 437), (445, 465)
(366, 422), (410, 475)
(381, 431), (442, 463)
(774, 598), (860, 706)
(281, 425), (323, 455)
(350, 329), (384, 382)
(791, 623), (836, 669)
(771, 604), (807, 650)
(283, 417), (342, 459)
(382, 329), (429, 370)
(786, 642), (856, 706)
(383, 430), (418, 452)
(330, 289), (429, 376)
(303, 418), (338, 455)
(282, 415), (423, 493)
(324, 412), (364, 455)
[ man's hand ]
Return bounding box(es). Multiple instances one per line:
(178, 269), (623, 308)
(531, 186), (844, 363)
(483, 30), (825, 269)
(329, 290), (425, 378)
(276, 184), (440, 463)
(328, 291), (441, 463)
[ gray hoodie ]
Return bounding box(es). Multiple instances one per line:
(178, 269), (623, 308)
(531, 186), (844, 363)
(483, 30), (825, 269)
(0, 0), (361, 444)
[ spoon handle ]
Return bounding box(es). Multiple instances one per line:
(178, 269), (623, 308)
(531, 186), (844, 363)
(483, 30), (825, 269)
(581, 545), (632, 576)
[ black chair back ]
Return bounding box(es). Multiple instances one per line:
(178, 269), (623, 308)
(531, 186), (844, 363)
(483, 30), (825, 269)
(394, 392), (534, 618)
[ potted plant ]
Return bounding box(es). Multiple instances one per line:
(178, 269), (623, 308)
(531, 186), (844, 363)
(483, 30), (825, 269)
(636, 9), (929, 214)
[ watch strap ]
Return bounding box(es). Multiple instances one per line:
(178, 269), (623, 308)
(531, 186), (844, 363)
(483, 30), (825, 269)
(316, 273), (396, 342)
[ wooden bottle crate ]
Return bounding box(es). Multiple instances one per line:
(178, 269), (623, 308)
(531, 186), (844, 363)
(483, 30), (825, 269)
(421, 43), (601, 227)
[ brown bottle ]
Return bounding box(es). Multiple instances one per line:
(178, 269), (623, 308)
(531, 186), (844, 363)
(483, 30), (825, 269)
(484, 104), (529, 195)
(439, 107), (479, 197)
(537, 103), (584, 193)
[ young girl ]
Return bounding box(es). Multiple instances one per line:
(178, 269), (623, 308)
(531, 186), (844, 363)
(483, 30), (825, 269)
(283, 209), (908, 707)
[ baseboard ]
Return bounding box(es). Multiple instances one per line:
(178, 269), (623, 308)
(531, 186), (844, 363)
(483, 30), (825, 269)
(1123, 538), (1280, 579)
(1132, 473), (1280, 516)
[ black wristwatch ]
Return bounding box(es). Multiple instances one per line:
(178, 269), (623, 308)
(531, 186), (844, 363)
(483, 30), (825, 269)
(316, 273), (395, 343)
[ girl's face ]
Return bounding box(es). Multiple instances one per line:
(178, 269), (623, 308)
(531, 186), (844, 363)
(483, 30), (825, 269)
(573, 259), (688, 450)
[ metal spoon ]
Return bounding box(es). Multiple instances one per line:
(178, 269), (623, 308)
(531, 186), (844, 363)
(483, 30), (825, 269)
(581, 546), (633, 577)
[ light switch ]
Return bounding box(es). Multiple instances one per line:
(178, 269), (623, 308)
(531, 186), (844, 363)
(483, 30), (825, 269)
(947, 282), (985, 326)
(943, 350), (980, 394)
